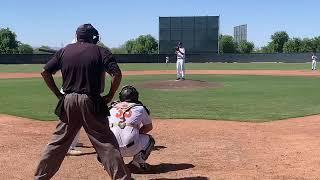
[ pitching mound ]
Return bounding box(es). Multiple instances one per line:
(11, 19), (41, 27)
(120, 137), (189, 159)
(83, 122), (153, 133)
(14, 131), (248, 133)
(139, 79), (222, 91)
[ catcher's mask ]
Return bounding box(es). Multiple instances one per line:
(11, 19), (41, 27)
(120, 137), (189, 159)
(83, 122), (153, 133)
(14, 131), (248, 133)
(119, 85), (139, 103)
(76, 23), (100, 44)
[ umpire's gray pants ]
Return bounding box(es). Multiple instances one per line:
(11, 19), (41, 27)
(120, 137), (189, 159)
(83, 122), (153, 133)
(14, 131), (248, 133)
(34, 93), (131, 180)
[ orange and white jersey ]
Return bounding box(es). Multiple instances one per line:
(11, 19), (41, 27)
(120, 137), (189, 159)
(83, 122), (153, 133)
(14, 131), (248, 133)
(108, 101), (152, 148)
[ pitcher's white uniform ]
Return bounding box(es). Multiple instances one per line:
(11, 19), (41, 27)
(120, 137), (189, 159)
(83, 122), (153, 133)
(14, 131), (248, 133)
(176, 47), (185, 79)
(312, 54), (318, 70)
(109, 102), (152, 157)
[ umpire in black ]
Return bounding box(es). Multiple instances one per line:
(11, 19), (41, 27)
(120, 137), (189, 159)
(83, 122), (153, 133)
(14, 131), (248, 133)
(34, 24), (131, 179)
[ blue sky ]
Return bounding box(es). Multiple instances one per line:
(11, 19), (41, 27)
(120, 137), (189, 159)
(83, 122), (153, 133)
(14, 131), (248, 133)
(1, 0), (319, 48)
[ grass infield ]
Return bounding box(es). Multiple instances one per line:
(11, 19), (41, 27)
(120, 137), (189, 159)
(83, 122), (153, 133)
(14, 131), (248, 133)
(0, 63), (314, 73)
(0, 74), (319, 122)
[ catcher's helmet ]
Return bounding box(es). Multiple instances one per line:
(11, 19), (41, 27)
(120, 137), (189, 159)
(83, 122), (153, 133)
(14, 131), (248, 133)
(76, 24), (100, 44)
(119, 85), (139, 102)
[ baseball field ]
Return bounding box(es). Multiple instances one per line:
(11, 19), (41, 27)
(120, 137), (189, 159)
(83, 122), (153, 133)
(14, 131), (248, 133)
(1, 63), (320, 179)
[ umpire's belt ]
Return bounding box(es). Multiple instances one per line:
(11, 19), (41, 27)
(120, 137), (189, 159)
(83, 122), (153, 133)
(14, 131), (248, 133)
(110, 122), (139, 129)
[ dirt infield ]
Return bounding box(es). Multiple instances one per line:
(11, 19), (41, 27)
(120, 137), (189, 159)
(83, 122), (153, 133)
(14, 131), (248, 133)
(1, 70), (320, 179)
(1, 70), (320, 79)
(1, 114), (320, 179)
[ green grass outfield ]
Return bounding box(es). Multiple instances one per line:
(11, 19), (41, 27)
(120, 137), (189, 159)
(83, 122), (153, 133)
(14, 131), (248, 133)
(1, 75), (319, 122)
(0, 63), (314, 73)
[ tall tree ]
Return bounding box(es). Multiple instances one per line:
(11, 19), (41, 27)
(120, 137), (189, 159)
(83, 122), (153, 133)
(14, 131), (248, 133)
(132, 35), (158, 54)
(312, 36), (320, 52)
(125, 39), (135, 54)
(270, 31), (289, 53)
(283, 38), (302, 53)
(261, 42), (276, 53)
(238, 41), (255, 53)
(0, 28), (19, 54)
(219, 35), (238, 53)
(123, 35), (158, 54)
(300, 38), (316, 53)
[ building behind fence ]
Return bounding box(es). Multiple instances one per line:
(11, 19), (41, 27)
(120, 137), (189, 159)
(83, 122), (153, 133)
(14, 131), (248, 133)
(234, 24), (247, 44)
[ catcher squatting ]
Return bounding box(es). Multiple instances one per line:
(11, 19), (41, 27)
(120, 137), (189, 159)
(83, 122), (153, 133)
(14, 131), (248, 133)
(66, 85), (155, 170)
(101, 85), (155, 170)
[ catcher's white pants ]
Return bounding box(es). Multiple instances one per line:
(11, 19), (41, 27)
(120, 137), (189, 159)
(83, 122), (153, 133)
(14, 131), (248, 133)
(176, 59), (185, 78)
(120, 134), (151, 157)
(312, 60), (317, 70)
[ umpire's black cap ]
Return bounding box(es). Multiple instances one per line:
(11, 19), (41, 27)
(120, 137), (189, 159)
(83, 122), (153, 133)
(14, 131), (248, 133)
(76, 24), (99, 43)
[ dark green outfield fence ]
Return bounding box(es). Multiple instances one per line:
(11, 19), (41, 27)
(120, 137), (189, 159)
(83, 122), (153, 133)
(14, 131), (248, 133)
(0, 53), (315, 64)
(159, 16), (219, 54)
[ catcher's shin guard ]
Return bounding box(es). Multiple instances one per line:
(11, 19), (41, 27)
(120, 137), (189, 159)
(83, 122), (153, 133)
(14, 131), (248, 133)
(133, 135), (155, 162)
(141, 135), (155, 160)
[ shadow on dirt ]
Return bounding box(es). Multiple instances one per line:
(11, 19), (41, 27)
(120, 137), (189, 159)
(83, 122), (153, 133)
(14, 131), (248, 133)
(153, 145), (167, 151)
(150, 176), (209, 180)
(77, 145), (93, 148)
(127, 163), (195, 174)
(72, 151), (97, 156)
(75, 145), (166, 157)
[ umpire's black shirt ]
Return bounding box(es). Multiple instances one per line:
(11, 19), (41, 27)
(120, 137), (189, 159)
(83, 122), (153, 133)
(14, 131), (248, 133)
(44, 42), (119, 96)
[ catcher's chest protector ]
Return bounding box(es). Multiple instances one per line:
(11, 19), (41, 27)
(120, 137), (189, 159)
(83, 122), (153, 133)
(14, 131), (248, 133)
(109, 101), (147, 129)
(113, 102), (139, 122)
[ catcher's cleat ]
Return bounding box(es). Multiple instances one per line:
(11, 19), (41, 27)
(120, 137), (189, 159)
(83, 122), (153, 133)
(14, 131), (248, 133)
(128, 160), (150, 171)
(130, 150), (151, 171)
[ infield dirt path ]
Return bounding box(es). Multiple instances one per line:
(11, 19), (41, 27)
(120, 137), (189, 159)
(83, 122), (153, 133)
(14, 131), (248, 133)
(1, 70), (320, 179)
(0, 114), (320, 180)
